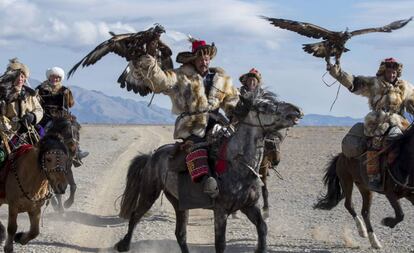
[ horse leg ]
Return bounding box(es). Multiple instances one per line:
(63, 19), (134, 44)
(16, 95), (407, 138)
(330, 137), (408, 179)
(115, 189), (161, 252)
(64, 166), (76, 209)
(214, 209), (228, 253)
(338, 175), (367, 238)
(4, 207), (18, 253)
(164, 192), (189, 253)
(51, 194), (64, 213)
(381, 193), (404, 228)
(357, 187), (382, 249)
(240, 205), (267, 253)
(14, 208), (41, 245)
(260, 163), (269, 221)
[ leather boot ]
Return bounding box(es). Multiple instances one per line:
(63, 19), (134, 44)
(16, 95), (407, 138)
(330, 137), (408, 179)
(366, 150), (381, 190)
(202, 176), (219, 198)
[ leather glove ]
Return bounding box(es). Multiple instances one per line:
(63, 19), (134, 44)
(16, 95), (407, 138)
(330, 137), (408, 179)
(329, 64), (341, 77)
(212, 124), (231, 138)
(21, 113), (35, 126)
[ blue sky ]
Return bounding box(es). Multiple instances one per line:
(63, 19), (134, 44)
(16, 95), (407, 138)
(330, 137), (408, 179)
(1, 0), (413, 118)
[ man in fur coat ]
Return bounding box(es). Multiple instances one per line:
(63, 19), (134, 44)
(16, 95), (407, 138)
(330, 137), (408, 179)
(134, 38), (239, 198)
(36, 66), (89, 167)
(329, 57), (414, 188)
(2, 59), (44, 148)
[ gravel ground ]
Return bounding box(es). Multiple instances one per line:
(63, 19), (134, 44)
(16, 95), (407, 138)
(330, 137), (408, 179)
(1, 125), (413, 253)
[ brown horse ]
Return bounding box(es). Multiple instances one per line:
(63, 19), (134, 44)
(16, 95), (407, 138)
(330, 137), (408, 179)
(314, 126), (414, 249)
(259, 134), (283, 220)
(0, 134), (69, 253)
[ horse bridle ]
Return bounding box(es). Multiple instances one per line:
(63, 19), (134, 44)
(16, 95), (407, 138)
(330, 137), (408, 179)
(13, 149), (68, 203)
(238, 108), (282, 135)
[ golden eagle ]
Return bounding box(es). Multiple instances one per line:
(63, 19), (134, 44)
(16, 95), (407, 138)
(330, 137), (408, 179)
(0, 71), (18, 103)
(261, 16), (413, 65)
(68, 24), (173, 96)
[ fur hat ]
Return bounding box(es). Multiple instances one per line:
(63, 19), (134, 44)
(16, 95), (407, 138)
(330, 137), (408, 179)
(376, 58), (403, 78)
(176, 36), (217, 64)
(46, 67), (65, 80)
(6, 58), (30, 77)
(239, 68), (262, 85)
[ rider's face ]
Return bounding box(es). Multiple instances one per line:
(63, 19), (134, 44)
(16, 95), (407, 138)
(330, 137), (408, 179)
(49, 75), (62, 85)
(194, 54), (210, 76)
(13, 72), (26, 90)
(384, 68), (398, 83)
(245, 77), (259, 91)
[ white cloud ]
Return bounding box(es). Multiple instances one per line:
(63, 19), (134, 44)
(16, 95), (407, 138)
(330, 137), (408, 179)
(0, 0), (286, 49)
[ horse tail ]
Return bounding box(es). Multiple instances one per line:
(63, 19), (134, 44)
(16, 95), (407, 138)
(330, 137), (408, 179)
(119, 154), (150, 219)
(313, 154), (344, 210)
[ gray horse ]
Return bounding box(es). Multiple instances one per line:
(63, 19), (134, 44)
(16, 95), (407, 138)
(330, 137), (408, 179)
(115, 91), (303, 253)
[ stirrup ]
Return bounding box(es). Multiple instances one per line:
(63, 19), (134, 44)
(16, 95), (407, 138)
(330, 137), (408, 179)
(78, 150), (89, 159)
(72, 158), (83, 168)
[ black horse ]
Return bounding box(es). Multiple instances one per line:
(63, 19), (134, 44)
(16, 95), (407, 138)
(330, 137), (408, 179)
(314, 125), (414, 248)
(45, 116), (81, 212)
(115, 91), (303, 253)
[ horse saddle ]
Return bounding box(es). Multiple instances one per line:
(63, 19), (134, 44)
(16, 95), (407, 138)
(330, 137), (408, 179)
(357, 146), (401, 192)
(157, 142), (215, 210)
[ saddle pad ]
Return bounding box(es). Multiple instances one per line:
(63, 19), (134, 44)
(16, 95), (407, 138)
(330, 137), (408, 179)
(178, 172), (214, 210)
(0, 144), (33, 198)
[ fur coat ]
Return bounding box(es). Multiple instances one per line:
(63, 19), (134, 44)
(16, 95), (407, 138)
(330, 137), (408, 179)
(135, 55), (239, 139)
(330, 64), (414, 136)
(4, 86), (43, 132)
(37, 81), (75, 109)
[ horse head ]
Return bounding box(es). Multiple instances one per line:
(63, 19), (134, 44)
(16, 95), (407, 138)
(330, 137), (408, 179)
(47, 115), (80, 160)
(38, 134), (70, 194)
(235, 90), (303, 133)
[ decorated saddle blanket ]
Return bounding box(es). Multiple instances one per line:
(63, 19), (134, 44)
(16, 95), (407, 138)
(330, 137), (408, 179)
(161, 138), (229, 210)
(0, 144), (33, 198)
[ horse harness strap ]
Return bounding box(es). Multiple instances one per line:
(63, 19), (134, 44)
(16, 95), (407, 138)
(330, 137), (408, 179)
(12, 148), (67, 203)
(387, 167), (414, 192)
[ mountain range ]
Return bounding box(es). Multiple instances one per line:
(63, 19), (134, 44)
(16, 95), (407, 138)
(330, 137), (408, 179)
(29, 79), (362, 126)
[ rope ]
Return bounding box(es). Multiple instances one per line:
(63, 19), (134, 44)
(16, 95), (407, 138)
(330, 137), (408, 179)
(321, 71), (341, 111)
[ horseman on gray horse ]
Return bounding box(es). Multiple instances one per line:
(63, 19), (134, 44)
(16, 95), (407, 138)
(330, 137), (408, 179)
(133, 37), (239, 197)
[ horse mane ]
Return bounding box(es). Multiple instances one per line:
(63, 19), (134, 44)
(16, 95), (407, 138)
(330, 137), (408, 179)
(48, 116), (80, 139)
(234, 89), (280, 119)
(37, 134), (68, 164)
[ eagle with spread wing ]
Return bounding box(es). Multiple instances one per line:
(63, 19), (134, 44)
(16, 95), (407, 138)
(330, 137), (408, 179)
(68, 24), (173, 96)
(261, 16), (413, 65)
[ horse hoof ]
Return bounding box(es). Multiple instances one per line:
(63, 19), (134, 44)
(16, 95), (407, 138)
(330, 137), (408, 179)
(4, 245), (13, 253)
(114, 240), (130, 252)
(381, 217), (397, 228)
(262, 209), (269, 221)
(14, 232), (24, 244)
(64, 198), (74, 209)
(254, 247), (267, 253)
(368, 232), (382, 249)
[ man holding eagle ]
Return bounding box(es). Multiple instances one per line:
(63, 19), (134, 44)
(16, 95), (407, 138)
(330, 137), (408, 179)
(263, 16), (414, 189)
(68, 25), (239, 198)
